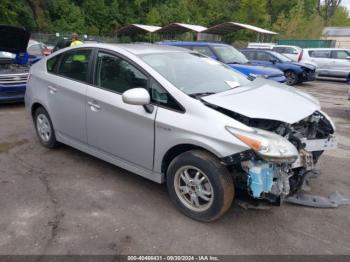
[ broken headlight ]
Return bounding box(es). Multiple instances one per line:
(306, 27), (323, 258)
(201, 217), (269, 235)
(226, 126), (298, 163)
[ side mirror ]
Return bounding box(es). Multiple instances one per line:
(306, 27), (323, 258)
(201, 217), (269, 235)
(122, 88), (150, 106)
(292, 50), (299, 54)
(346, 56), (350, 60)
(269, 59), (277, 64)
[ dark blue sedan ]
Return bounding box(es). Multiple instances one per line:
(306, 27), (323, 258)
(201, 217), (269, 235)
(241, 49), (316, 85)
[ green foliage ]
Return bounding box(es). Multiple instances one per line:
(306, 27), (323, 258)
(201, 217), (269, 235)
(0, 0), (36, 30)
(0, 0), (349, 39)
(330, 6), (350, 26)
(273, 0), (324, 39)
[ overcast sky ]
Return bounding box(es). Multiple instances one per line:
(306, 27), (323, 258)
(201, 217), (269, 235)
(341, 0), (350, 11)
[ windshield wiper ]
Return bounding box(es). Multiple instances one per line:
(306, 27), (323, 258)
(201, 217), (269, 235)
(189, 92), (216, 98)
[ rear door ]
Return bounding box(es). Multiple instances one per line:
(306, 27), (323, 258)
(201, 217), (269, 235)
(46, 48), (92, 143)
(330, 50), (350, 77)
(86, 50), (156, 171)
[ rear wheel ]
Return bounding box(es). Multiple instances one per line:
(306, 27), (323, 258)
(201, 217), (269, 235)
(285, 70), (299, 85)
(166, 150), (234, 222)
(34, 107), (59, 148)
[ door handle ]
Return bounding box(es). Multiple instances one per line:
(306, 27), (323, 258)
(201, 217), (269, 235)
(88, 101), (101, 111)
(48, 85), (57, 94)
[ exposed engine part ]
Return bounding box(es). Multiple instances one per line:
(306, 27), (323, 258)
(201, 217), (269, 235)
(269, 167), (291, 196)
(0, 63), (29, 74)
(291, 149), (314, 170)
(241, 160), (291, 198)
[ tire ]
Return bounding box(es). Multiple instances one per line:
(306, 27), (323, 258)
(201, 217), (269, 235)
(284, 70), (299, 85)
(166, 150), (234, 222)
(33, 107), (59, 148)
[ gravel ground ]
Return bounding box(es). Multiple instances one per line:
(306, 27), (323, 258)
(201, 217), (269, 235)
(0, 80), (349, 255)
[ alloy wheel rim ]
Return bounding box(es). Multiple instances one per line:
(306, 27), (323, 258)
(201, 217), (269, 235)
(174, 165), (214, 212)
(36, 114), (51, 142)
(285, 72), (296, 84)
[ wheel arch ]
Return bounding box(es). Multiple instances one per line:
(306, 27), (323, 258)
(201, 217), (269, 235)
(31, 102), (49, 119)
(161, 143), (221, 178)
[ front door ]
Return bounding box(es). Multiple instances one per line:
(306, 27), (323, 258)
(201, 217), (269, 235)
(86, 51), (156, 171)
(330, 50), (350, 77)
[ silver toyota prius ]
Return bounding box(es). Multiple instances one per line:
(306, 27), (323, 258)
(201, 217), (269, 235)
(25, 43), (337, 221)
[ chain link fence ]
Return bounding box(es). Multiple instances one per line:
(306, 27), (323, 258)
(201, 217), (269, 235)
(30, 32), (120, 46)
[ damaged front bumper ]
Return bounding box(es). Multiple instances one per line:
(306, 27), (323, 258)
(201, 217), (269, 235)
(224, 135), (337, 204)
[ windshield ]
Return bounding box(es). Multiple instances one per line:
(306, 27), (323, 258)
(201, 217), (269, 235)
(212, 45), (249, 64)
(269, 51), (292, 62)
(140, 52), (250, 95)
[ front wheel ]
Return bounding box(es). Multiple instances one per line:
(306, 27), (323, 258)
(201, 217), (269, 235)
(285, 70), (299, 85)
(166, 150), (234, 222)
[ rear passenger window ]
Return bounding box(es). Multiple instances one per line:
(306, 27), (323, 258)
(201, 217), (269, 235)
(308, 50), (331, 58)
(47, 55), (61, 73)
(57, 49), (91, 82)
(95, 52), (148, 93)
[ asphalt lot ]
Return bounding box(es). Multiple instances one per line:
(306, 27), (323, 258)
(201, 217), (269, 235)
(0, 80), (349, 255)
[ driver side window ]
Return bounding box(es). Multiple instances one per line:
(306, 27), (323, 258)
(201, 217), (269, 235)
(95, 52), (148, 93)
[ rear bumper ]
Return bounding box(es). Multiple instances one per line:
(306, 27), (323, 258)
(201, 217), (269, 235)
(0, 84), (26, 103)
(267, 75), (286, 83)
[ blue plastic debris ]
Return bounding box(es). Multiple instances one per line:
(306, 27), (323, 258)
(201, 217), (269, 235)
(246, 161), (274, 198)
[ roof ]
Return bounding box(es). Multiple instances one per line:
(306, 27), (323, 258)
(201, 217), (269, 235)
(78, 43), (188, 56)
(156, 23), (207, 33)
(203, 22), (278, 35)
(116, 24), (162, 35)
(323, 26), (350, 37)
(158, 41), (228, 47)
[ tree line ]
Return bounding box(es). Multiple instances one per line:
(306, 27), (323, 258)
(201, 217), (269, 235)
(0, 0), (349, 39)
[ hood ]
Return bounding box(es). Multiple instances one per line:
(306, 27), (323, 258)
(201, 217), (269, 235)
(286, 61), (315, 70)
(0, 25), (30, 53)
(202, 78), (320, 124)
(228, 63), (283, 76)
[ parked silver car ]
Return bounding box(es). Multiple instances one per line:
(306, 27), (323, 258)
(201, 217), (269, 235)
(25, 43), (337, 221)
(301, 48), (350, 78)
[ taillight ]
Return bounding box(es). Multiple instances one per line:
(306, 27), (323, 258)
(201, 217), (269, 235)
(298, 50), (303, 62)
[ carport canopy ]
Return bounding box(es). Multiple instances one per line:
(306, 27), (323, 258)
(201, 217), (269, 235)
(202, 22), (278, 35)
(116, 24), (162, 35)
(155, 23), (207, 33)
